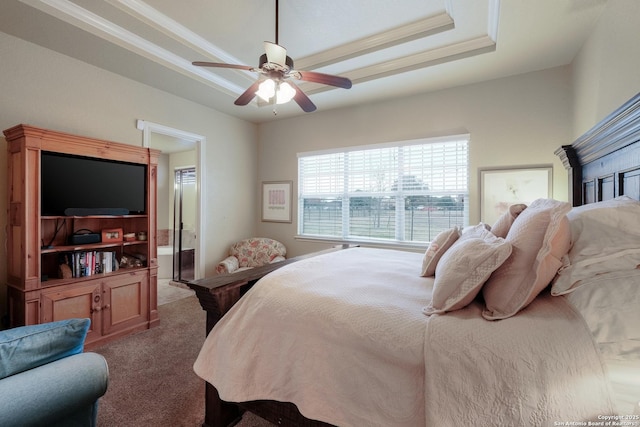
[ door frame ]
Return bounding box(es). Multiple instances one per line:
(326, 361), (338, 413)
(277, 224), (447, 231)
(138, 120), (205, 280)
(173, 166), (197, 281)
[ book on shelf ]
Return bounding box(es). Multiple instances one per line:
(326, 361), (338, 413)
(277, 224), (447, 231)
(64, 251), (119, 278)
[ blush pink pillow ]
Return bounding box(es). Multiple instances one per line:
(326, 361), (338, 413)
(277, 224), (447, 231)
(491, 203), (527, 238)
(482, 198), (572, 320)
(422, 224), (512, 314)
(421, 227), (461, 277)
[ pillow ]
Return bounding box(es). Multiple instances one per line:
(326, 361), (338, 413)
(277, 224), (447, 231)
(0, 318), (90, 379)
(482, 198), (571, 320)
(216, 256), (239, 274)
(420, 226), (461, 277)
(490, 203), (527, 238)
(461, 222), (491, 234)
(422, 224), (512, 314)
(565, 269), (640, 361)
(551, 196), (640, 295)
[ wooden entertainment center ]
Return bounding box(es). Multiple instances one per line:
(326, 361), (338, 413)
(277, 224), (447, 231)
(4, 124), (159, 348)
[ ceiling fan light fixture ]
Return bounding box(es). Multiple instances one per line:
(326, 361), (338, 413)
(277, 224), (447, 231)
(276, 81), (296, 104)
(256, 79), (276, 102)
(192, 0), (351, 113)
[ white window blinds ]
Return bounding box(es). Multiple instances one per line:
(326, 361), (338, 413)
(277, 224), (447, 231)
(298, 136), (469, 244)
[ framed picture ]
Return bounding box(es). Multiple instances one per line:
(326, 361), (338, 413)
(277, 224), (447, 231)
(479, 165), (552, 225)
(262, 181), (293, 223)
(101, 228), (123, 243)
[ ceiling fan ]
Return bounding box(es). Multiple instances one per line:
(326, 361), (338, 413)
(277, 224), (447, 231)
(192, 0), (352, 113)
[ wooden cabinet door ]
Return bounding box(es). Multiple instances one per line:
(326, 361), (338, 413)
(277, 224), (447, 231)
(41, 281), (103, 344)
(103, 271), (149, 336)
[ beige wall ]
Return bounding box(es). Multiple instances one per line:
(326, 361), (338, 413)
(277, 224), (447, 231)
(257, 67), (573, 257)
(157, 154), (171, 231)
(167, 150), (197, 245)
(257, 0), (640, 258)
(1, 0), (639, 320)
(572, 0), (640, 137)
(0, 32), (258, 317)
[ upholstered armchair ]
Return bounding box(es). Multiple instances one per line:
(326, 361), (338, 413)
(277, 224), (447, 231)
(216, 237), (287, 274)
(0, 318), (109, 427)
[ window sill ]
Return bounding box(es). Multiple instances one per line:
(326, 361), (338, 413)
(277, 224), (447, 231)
(294, 235), (426, 252)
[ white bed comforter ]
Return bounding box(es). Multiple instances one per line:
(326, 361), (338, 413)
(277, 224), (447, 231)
(193, 247), (615, 427)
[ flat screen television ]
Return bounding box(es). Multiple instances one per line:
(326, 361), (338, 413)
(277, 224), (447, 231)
(41, 151), (147, 216)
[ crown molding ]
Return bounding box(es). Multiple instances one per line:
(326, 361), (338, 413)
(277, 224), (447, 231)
(108, 0), (252, 75)
(19, 0), (246, 96)
(19, 0), (500, 101)
(302, 35), (496, 95)
(294, 13), (454, 71)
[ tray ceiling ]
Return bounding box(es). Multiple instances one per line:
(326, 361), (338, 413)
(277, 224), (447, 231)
(0, 0), (607, 122)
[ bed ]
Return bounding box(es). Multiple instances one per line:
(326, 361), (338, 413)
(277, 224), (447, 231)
(187, 92), (640, 427)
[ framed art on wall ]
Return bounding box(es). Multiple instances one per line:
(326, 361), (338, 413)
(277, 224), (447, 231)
(479, 165), (552, 225)
(262, 181), (293, 223)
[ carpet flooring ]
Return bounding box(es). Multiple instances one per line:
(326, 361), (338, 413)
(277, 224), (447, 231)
(93, 293), (273, 426)
(157, 278), (195, 305)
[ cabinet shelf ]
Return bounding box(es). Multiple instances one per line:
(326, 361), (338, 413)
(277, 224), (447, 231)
(41, 240), (147, 254)
(42, 215), (148, 220)
(40, 266), (147, 288)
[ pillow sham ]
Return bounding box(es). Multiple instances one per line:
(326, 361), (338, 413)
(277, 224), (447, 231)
(482, 198), (571, 320)
(564, 269), (640, 361)
(0, 318), (90, 379)
(551, 196), (640, 295)
(420, 226), (461, 277)
(422, 224), (511, 315)
(490, 203), (527, 238)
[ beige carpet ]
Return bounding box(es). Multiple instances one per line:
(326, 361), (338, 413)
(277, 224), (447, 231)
(157, 278), (195, 306)
(94, 293), (274, 426)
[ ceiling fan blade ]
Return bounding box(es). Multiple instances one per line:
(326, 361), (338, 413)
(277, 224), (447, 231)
(292, 84), (317, 113)
(295, 70), (352, 89)
(234, 80), (262, 106)
(264, 41), (287, 66)
(193, 61), (253, 71)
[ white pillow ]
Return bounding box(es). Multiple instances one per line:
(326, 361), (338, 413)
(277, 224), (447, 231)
(482, 198), (571, 320)
(565, 269), (640, 361)
(422, 224), (511, 315)
(551, 196), (640, 295)
(491, 203), (527, 238)
(421, 227), (461, 277)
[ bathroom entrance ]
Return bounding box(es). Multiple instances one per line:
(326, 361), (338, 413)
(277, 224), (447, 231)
(172, 167), (196, 281)
(139, 119), (205, 289)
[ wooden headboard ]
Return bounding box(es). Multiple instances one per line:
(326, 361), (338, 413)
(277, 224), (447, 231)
(555, 92), (640, 206)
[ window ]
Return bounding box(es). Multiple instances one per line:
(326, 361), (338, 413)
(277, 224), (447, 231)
(298, 135), (469, 245)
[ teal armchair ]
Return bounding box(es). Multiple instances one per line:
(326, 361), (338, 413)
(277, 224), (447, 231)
(0, 318), (109, 427)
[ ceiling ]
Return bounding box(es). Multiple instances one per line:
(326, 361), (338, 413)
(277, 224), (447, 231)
(1, 0), (608, 123)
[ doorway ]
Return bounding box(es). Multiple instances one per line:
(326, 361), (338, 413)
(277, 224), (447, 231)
(138, 120), (206, 281)
(172, 167), (196, 281)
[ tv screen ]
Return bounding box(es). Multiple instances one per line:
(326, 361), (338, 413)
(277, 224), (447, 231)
(41, 151), (147, 216)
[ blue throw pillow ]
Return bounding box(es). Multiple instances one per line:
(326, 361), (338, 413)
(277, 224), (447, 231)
(0, 318), (90, 379)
